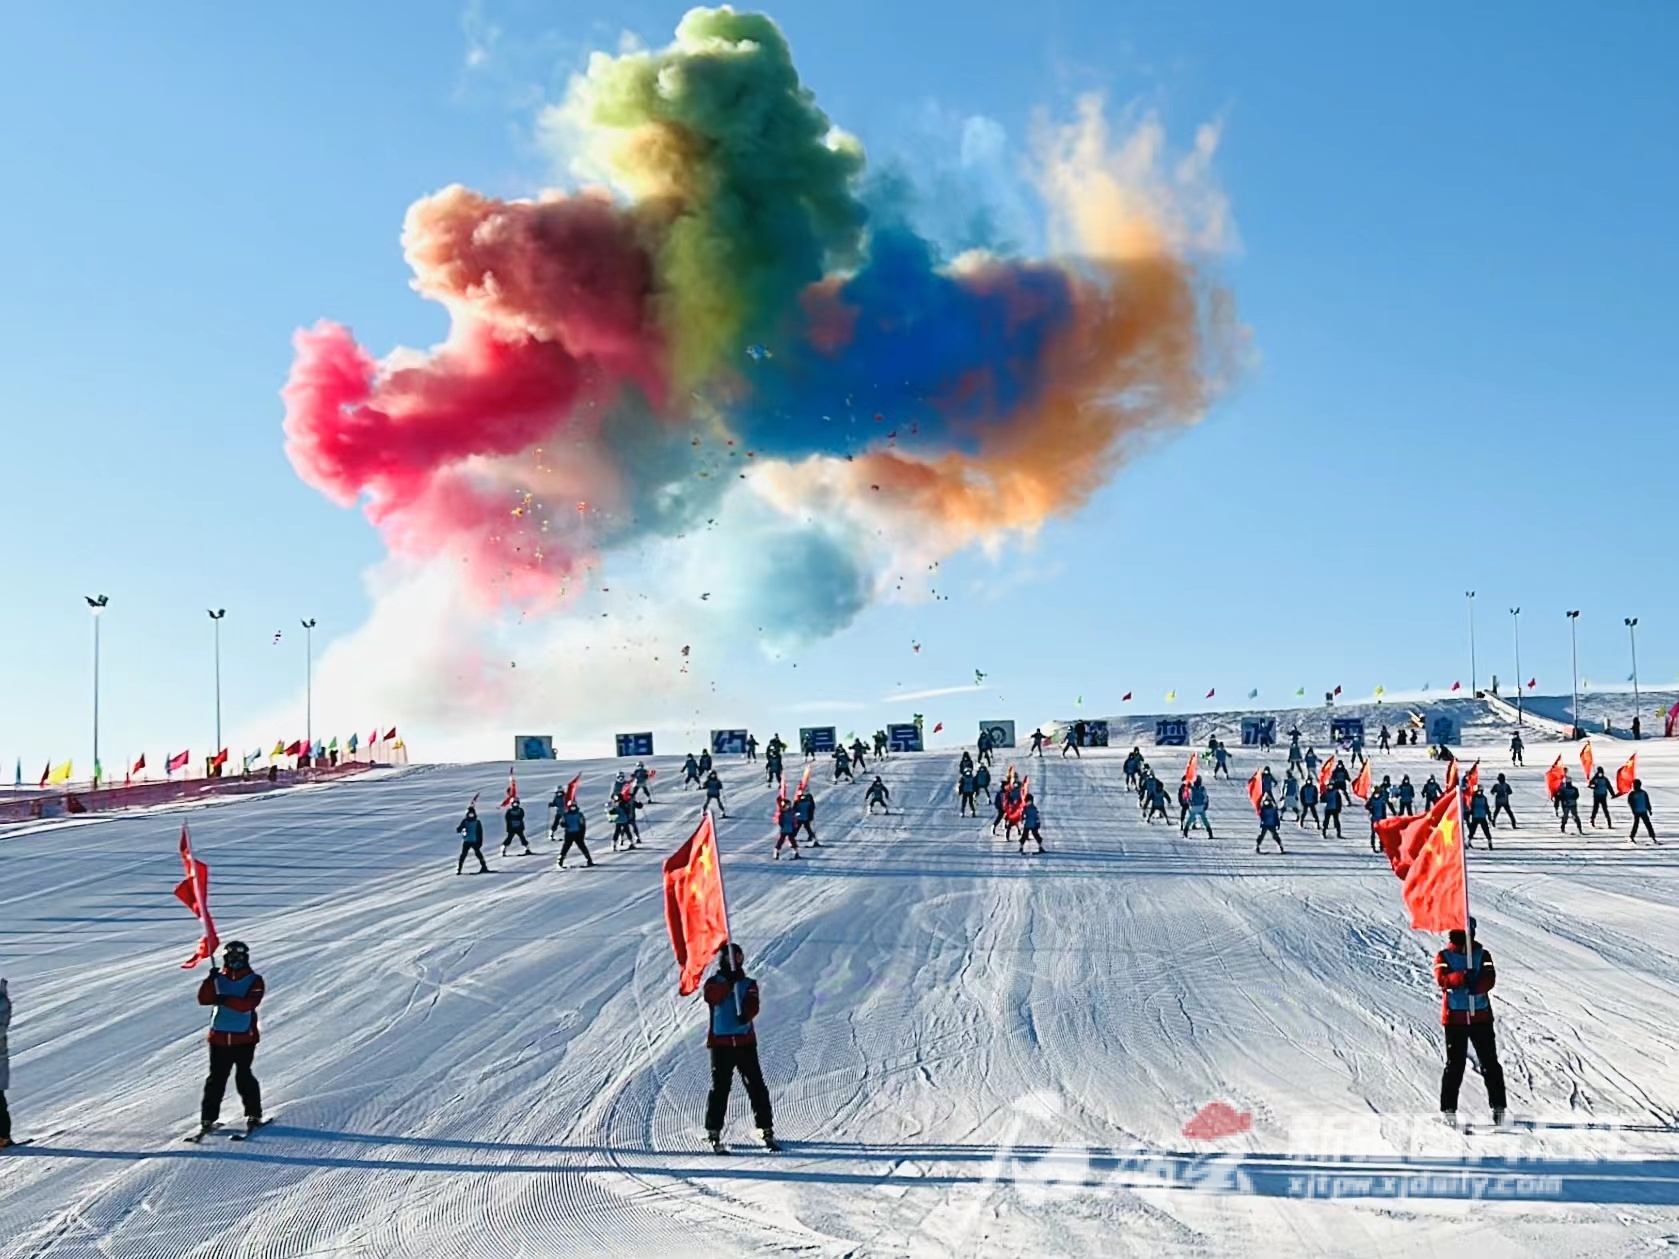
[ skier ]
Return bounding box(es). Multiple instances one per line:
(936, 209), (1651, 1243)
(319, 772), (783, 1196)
(976, 729), (994, 767)
(873, 730), (889, 758)
(1260, 765), (1277, 800)
(703, 943), (778, 1153)
(1298, 778), (1320, 828)
(0, 978), (10, 1150)
(1435, 919), (1507, 1128)
(547, 784), (566, 839)
(1177, 777), (1193, 830)
(1329, 759), (1352, 801)
(1378, 724), (1391, 754)
(832, 746), (854, 783)
(632, 762), (654, 804)
(682, 753), (701, 790)
(1465, 787), (1494, 849)
(1282, 771), (1300, 819)
(1397, 774), (1416, 817)
(1627, 779), (1657, 844)
(1348, 732), (1366, 768)
(1589, 768), (1615, 828)
(1124, 748), (1143, 789)
(1212, 742), (1230, 779)
(702, 770), (728, 817)
(990, 783), (1010, 834)
(1287, 741), (1304, 777)
(609, 794), (639, 851)
(1304, 746), (1320, 779)
(1320, 783), (1344, 838)
(501, 798), (532, 857)
(800, 731), (814, 761)
(1421, 774), (1443, 809)
(850, 738), (868, 771)
(1182, 777), (1214, 838)
(774, 798), (801, 860)
(1060, 728), (1080, 759)
(764, 751), (783, 790)
(1146, 777), (1172, 823)
(698, 749), (713, 777)
(745, 734), (758, 762)
(1509, 731), (1524, 766)
(958, 750), (974, 776)
(1019, 794), (1046, 853)
(555, 800), (594, 868)
(865, 777), (891, 815)
(1490, 774), (1517, 829)
(1557, 774), (1583, 834)
(974, 762), (992, 798)
(194, 940), (265, 1139)
(1029, 728), (1047, 757)
(1366, 784), (1391, 852)
(766, 734), (785, 760)
(957, 769), (978, 817)
(793, 789), (820, 847)
(455, 806), (489, 875)
(1256, 795), (1285, 854)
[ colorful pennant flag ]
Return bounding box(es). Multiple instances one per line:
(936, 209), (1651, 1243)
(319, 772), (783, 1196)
(132, 753), (146, 774)
(48, 760), (73, 785)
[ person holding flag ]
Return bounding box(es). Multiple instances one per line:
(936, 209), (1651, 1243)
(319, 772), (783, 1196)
(1557, 774), (1584, 834)
(1588, 766), (1616, 828)
(703, 943), (778, 1153)
(773, 795), (802, 860)
(1018, 794), (1046, 854)
(632, 762), (655, 804)
(554, 798), (593, 868)
(1489, 774), (1517, 829)
(193, 940), (267, 1139)
(501, 795), (532, 857)
(793, 784), (819, 847)
(1255, 794), (1285, 854)
(1435, 918), (1507, 1128)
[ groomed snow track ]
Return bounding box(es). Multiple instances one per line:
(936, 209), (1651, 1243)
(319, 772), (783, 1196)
(3, 745), (1679, 1256)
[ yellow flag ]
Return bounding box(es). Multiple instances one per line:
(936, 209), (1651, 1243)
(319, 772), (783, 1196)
(1374, 685), (1385, 696)
(1165, 690), (1177, 702)
(270, 740), (285, 758)
(49, 760), (74, 784)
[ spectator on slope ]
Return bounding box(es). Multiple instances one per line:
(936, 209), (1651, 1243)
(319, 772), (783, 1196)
(850, 738), (869, 771)
(698, 749), (713, 777)
(683, 754), (701, 790)
(1557, 774), (1583, 835)
(1298, 777), (1320, 828)
(774, 798), (802, 860)
(1320, 782), (1345, 838)
(1490, 774), (1517, 829)
(1061, 728), (1081, 759)
(1029, 728), (1047, 757)
(832, 746), (854, 783)
(1182, 777), (1214, 839)
(633, 762), (654, 804)
(794, 788), (820, 847)
(957, 768), (979, 817)
(195, 941), (266, 1139)
(1509, 731), (1525, 766)
(745, 734), (758, 762)
(1627, 779), (1657, 844)
(1589, 768), (1615, 828)
(1465, 787), (1495, 849)
(1378, 724), (1391, 754)
(456, 805), (489, 875)
(1213, 742), (1231, 779)
(1421, 774), (1443, 809)
(703, 943), (779, 1153)
(1435, 919), (1507, 1128)
(1256, 794), (1285, 854)
(1396, 774), (1416, 817)
(702, 771), (728, 818)
(0, 978), (11, 1149)
(865, 777), (892, 816)
(1019, 794), (1046, 854)
(501, 797), (532, 857)
(609, 794), (640, 851)
(555, 800), (594, 868)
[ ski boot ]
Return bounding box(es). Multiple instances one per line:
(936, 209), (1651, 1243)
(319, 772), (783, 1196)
(760, 1128), (782, 1152)
(1441, 1110), (1458, 1130)
(1492, 1108), (1508, 1128)
(707, 1129), (727, 1155)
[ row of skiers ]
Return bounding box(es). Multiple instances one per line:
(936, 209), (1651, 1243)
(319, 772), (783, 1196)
(952, 751), (1045, 852)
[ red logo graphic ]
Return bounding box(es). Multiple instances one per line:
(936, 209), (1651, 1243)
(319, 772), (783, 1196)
(1182, 1101), (1253, 1141)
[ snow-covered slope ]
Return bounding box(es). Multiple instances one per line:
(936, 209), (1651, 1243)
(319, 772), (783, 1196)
(2, 744), (1678, 1256)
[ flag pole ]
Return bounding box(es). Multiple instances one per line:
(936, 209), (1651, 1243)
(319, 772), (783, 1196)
(702, 808), (743, 1018)
(1455, 778), (1475, 977)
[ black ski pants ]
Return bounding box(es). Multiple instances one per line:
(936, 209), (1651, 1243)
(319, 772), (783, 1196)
(457, 840), (487, 873)
(1441, 1022), (1506, 1112)
(1561, 803), (1583, 834)
(1257, 825), (1282, 851)
(203, 1042), (262, 1126)
(558, 834), (592, 865)
(706, 1043), (774, 1134)
(1632, 813), (1656, 841)
(1591, 798), (1613, 827)
(0, 1090), (10, 1143)
(1492, 802), (1516, 829)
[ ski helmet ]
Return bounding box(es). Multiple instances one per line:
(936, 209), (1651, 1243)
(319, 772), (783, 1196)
(221, 940), (250, 969)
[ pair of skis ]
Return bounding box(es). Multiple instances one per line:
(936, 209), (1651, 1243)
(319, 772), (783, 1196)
(183, 1117), (273, 1144)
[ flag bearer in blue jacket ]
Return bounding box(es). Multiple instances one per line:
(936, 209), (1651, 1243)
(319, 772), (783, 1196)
(195, 941), (265, 1138)
(704, 943), (778, 1153)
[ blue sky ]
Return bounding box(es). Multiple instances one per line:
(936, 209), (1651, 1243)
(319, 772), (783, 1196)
(2, 1), (1675, 767)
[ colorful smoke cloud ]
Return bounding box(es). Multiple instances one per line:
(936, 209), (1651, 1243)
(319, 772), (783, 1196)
(283, 5), (1240, 636)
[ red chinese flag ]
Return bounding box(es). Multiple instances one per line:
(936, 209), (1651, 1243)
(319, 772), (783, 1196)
(1317, 754), (1336, 793)
(1399, 793), (1469, 932)
(1544, 756), (1566, 798)
(166, 750), (190, 773)
(1444, 757), (1458, 793)
(1377, 786), (1455, 881)
(172, 823), (220, 969)
(1182, 751), (1199, 784)
(1462, 760), (1479, 799)
(501, 768), (519, 808)
(1615, 754), (1637, 796)
(1006, 775), (1030, 823)
(1246, 770), (1264, 814)
(796, 761), (813, 797)
(132, 753), (146, 774)
(1579, 741), (1594, 781)
(662, 813), (730, 996)
(563, 773), (581, 808)
(1351, 759), (1372, 802)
